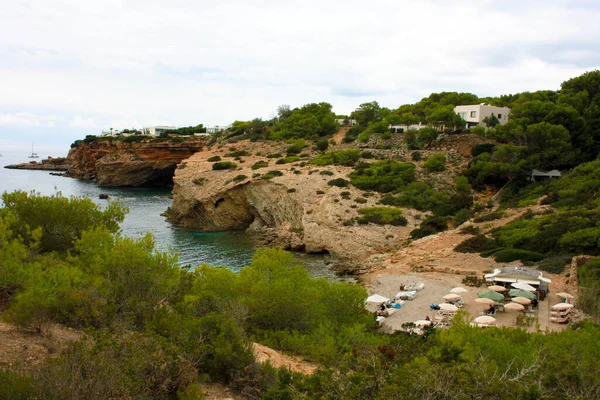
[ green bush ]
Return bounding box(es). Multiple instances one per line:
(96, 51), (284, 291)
(319, 170), (334, 176)
(232, 174), (248, 182)
(286, 139), (307, 155)
(212, 161), (237, 170)
(423, 153), (446, 172)
(411, 151), (422, 161)
(262, 170), (284, 179)
(225, 150), (250, 157)
(454, 235), (498, 253)
(357, 207), (407, 226)
(349, 160), (415, 193)
(310, 149), (361, 167)
(454, 209), (471, 227)
(410, 215), (448, 239)
(354, 197), (367, 204)
(471, 143), (496, 157)
(473, 209), (505, 222)
(207, 156), (221, 162)
(327, 178), (350, 188)
(316, 190), (325, 195)
(492, 249), (544, 263)
(251, 161), (269, 170)
(316, 138), (329, 151)
(267, 153), (283, 158)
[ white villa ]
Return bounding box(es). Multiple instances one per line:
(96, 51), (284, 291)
(454, 104), (510, 128)
(206, 125), (232, 134)
(140, 126), (177, 136)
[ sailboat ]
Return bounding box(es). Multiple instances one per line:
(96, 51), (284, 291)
(28, 142), (39, 158)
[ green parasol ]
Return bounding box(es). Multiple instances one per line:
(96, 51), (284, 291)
(477, 290), (505, 302)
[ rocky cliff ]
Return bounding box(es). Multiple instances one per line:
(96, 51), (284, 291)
(66, 138), (208, 187)
(165, 141), (431, 272)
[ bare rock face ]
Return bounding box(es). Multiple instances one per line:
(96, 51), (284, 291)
(167, 141), (421, 271)
(66, 138), (207, 187)
(4, 157), (73, 171)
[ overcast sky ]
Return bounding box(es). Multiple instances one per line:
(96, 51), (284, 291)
(1, 0), (599, 155)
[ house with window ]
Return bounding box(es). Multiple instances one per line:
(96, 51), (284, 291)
(140, 126), (177, 136)
(454, 104), (510, 128)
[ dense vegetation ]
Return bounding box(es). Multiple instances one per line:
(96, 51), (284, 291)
(0, 192), (599, 398)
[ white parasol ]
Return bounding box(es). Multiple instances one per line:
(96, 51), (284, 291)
(450, 287), (468, 294)
(488, 285), (507, 292)
(443, 293), (461, 301)
(474, 315), (496, 324)
(512, 297), (532, 305)
(475, 298), (496, 305)
(366, 294), (389, 303)
(511, 282), (537, 291)
(552, 303), (574, 311)
(504, 302), (525, 311)
(439, 303), (459, 312)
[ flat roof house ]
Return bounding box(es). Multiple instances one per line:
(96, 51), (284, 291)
(140, 126), (177, 136)
(454, 104), (510, 128)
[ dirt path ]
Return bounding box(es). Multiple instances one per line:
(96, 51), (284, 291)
(252, 343), (318, 374)
(332, 127), (350, 144)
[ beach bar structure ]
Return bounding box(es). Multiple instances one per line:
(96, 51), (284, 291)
(484, 266), (551, 298)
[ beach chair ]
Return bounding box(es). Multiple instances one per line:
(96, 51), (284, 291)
(550, 315), (569, 324)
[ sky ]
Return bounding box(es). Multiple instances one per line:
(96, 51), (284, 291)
(1, 0), (599, 156)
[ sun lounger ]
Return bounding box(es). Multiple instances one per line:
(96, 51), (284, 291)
(395, 291), (417, 301)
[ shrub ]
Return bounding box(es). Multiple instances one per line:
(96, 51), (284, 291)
(287, 188), (296, 193)
(473, 209), (505, 223)
(349, 160), (415, 193)
(454, 235), (498, 253)
(340, 191), (351, 199)
(316, 190), (325, 195)
(212, 161), (237, 170)
(232, 175), (248, 182)
(360, 151), (376, 159)
(267, 153), (283, 158)
(316, 138), (329, 152)
(286, 139), (307, 155)
(262, 170), (284, 179)
(472, 125), (486, 136)
(207, 156), (221, 162)
(310, 149), (361, 166)
(357, 207), (407, 226)
(454, 209), (471, 227)
(424, 153), (446, 172)
(411, 151), (422, 161)
(410, 215), (448, 239)
(354, 197), (367, 204)
(328, 178), (350, 188)
(471, 143), (496, 157)
(492, 249), (544, 263)
(193, 177), (206, 186)
(224, 150), (250, 157)
(319, 170), (334, 176)
(251, 161), (269, 170)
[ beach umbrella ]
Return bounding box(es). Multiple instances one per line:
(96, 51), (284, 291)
(511, 282), (537, 291)
(477, 290), (504, 302)
(552, 303), (574, 311)
(366, 294), (389, 303)
(414, 320), (432, 326)
(450, 287), (468, 294)
(475, 298), (496, 305)
(443, 293), (461, 301)
(508, 289), (535, 300)
(556, 292), (574, 299)
(439, 303), (458, 312)
(512, 297), (531, 305)
(504, 302), (525, 311)
(488, 285), (507, 292)
(474, 316), (496, 324)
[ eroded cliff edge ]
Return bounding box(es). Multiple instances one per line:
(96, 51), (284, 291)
(66, 138), (208, 187)
(165, 141), (427, 272)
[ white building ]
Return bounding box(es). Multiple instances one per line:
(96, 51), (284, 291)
(454, 104), (510, 128)
(336, 118), (357, 126)
(206, 125), (232, 134)
(389, 122), (429, 133)
(140, 126), (177, 136)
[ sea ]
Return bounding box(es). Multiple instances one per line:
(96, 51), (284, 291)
(0, 151), (333, 277)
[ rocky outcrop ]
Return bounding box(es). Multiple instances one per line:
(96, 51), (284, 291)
(4, 157), (73, 171)
(166, 141), (423, 271)
(65, 138), (208, 187)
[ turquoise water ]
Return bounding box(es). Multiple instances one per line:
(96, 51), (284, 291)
(0, 151), (331, 276)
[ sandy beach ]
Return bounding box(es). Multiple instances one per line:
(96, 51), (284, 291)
(363, 271), (569, 333)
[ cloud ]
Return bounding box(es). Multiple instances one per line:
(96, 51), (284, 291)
(0, 112), (60, 127)
(0, 0), (598, 148)
(69, 116), (96, 129)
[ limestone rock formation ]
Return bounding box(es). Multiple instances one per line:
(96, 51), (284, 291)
(166, 141), (422, 271)
(4, 157), (73, 171)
